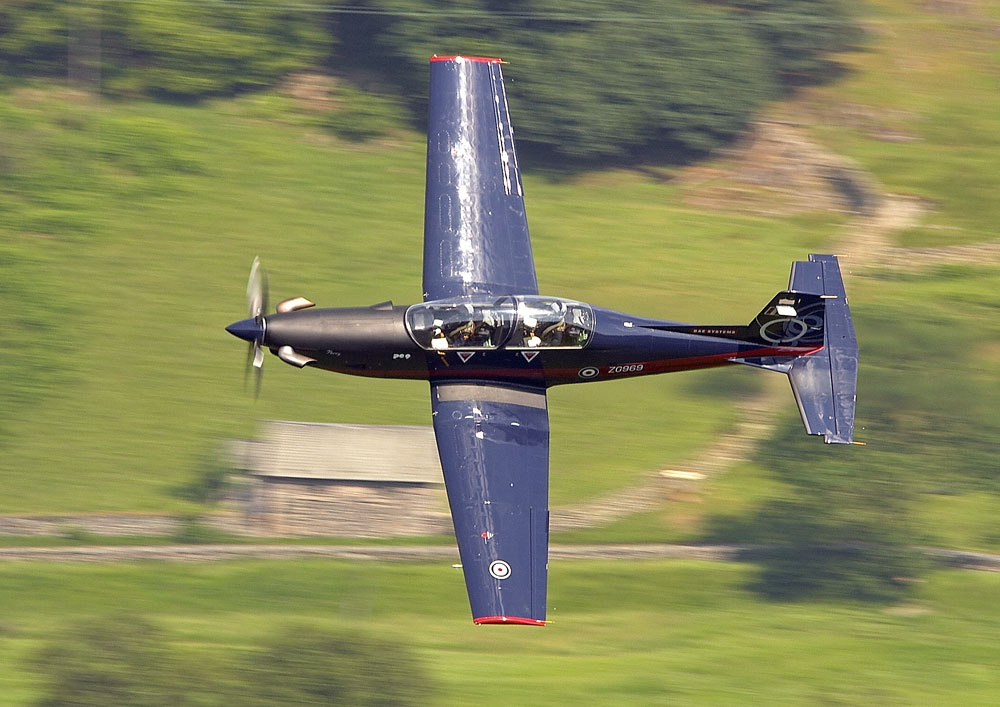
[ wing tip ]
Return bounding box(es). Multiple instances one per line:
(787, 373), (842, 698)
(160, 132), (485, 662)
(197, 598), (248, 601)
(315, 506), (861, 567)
(474, 615), (547, 626)
(430, 55), (506, 64)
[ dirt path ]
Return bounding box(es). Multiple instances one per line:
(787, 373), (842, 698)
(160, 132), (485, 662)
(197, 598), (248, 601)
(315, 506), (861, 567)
(0, 542), (996, 571)
(551, 381), (788, 531)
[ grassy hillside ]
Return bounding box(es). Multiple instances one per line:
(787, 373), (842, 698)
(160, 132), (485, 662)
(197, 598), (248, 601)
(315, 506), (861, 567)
(791, 0), (1000, 246)
(0, 88), (841, 513)
(1, 0), (997, 555)
(1, 3), (998, 705)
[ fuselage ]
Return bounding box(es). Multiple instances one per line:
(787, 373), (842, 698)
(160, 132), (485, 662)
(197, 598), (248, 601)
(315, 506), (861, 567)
(252, 295), (821, 388)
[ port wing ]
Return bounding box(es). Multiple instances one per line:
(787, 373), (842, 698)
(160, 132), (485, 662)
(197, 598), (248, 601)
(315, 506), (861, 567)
(430, 382), (549, 625)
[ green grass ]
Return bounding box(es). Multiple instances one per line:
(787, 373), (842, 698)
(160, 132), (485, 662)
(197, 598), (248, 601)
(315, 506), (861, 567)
(0, 85), (846, 513)
(0, 559), (998, 705)
(1, 14), (1000, 703)
(796, 0), (1000, 246)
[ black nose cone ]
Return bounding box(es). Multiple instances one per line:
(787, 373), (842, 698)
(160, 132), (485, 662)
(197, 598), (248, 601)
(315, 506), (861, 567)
(226, 317), (264, 343)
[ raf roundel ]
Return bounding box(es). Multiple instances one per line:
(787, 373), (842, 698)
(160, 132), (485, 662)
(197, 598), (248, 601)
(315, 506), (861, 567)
(577, 366), (600, 379)
(489, 560), (512, 580)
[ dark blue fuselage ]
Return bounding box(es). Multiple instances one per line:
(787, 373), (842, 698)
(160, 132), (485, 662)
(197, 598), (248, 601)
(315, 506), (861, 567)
(253, 300), (818, 388)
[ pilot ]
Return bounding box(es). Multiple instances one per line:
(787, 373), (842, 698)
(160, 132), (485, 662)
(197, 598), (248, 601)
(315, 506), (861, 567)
(470, 320), (494, 346)
(541, 321), (566, 345)
(459, 318), (495, 346)
(431, 322), (449, 350)
(522, 314), (541, 348)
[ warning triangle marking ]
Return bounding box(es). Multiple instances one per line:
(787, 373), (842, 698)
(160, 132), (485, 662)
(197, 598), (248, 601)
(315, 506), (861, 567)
(457, 351), (476, 363)
(521, 351), (539, 363)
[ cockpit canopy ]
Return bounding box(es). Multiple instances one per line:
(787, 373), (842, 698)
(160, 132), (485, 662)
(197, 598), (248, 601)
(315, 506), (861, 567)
(406, 296), (594, 351)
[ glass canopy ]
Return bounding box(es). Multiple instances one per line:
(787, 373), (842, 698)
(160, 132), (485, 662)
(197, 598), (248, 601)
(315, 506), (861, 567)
(406, 296), (594, 351)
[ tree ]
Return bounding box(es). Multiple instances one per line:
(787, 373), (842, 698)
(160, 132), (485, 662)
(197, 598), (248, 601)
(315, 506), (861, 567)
(719, 0), (863, 89)
(707, 429), (926, 602)
(365, 0), (777, 163)
(0, 1), (327, 99)
(102, 1), (326, 99)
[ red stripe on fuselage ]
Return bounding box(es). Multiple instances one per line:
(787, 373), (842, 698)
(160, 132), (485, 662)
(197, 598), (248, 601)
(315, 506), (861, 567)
(315, 345), (822, 382)
(597, 345), (823, 377)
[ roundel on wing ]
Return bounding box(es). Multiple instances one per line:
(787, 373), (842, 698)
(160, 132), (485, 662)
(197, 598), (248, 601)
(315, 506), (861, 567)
(489, 560), (511, 580)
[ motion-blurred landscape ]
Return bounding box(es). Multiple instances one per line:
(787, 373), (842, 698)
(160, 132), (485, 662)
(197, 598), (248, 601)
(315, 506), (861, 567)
(1, 0), (998, 703)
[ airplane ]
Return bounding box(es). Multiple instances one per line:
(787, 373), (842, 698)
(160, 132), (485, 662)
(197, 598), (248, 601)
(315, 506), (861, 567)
(226, 55), (859, 626)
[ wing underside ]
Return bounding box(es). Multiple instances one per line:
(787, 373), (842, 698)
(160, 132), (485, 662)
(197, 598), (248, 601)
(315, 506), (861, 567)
(422, 56), (538, 300)
(430, 382), (549, 625)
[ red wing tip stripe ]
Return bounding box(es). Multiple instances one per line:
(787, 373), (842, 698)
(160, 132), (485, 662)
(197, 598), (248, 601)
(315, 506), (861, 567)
(430, 55), (505, 64)
(474, 616), (546, 626)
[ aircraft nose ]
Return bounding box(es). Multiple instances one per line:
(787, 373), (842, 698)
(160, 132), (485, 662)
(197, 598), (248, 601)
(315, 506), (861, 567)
(226, 317), (264, 343)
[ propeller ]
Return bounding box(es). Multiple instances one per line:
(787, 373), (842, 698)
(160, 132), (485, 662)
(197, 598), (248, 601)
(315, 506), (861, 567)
(246, 257), (269, 396)
(227, 258), (319, 391)
(225, 257), (269, 398)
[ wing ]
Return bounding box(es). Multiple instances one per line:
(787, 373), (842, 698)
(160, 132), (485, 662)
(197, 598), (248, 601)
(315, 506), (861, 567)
(430, 382), (549, 625)
(422, 56), (538, 301)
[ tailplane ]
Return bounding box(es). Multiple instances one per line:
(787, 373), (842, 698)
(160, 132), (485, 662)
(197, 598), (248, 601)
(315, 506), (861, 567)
(734, 254), (859, 444)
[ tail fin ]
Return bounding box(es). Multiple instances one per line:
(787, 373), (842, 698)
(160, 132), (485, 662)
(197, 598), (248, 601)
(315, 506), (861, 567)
(744, 291), (827, 348)
(658, 290), (827, 349)
(735, 254), (859, 444)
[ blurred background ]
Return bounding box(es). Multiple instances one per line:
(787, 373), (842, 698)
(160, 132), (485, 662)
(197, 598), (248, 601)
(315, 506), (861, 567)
(1, 0), (998, 703)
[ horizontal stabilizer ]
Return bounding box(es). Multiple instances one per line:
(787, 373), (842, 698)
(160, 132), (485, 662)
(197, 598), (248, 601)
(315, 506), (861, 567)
(735, 254), (858, 444)
(790, 255), (857, 443)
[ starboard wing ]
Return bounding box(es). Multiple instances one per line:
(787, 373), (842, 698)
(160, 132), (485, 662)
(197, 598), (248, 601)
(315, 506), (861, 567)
(422, 56), (538, 301)
(430, 382), (549, 625)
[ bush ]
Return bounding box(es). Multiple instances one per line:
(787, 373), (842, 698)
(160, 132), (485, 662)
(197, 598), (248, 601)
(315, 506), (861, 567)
(33, 616), (211, 706)
(33, 618), (434, 706)
(238, 625), (434, 706)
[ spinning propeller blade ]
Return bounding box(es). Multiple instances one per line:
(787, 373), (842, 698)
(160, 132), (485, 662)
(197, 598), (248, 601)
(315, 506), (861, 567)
(226, 257), (269, 397)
